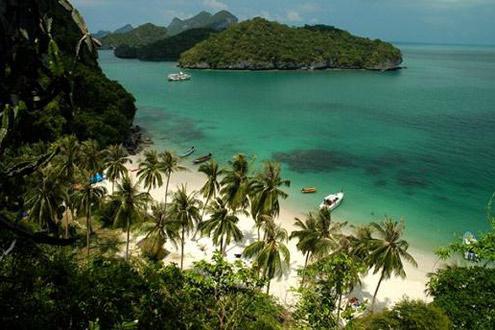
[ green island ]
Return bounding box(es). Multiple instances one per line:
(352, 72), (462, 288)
(1, 1), (494, 329)
(100, 23), (168, 50)
(114, 28), (218, 61)
(179, 18), (403, 71)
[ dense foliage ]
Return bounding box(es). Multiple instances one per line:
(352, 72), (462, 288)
(349, 299), (451, 330)
(179, 18), (402, 70)
(100, 23), (168, 49)
(427, 265), (495, 329)
(1, 0), (136, 147)
(0, 238), (286, 329)
(115, 28), (218, 61)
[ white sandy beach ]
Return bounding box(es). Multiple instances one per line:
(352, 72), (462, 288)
(104, 150), (446, 309)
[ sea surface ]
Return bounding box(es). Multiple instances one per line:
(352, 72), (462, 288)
(99, 44), (495, 251)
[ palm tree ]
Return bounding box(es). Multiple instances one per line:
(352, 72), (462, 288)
(313, 208), (347, 258)
(54, 135), (81, 236)
(198, 160), (220, 220)
(220, 154), (251, 212)
(347, 224), (374, 262)
(249, 161), (290, 219)
(290, 209), (346, 286)
(25, 169), (67, 234)
(74, 171), (106, 258)
(111, 175), (149, 260)
(368, 218), (417, 310)
(199, 197), (244, 254)
(139, 202), (179, 260)
(159, 150), (186, 212)
(80, 139), (104, 175)
(243, 216), (290, 294)
(290, 214), (319, 283)
(137, 149), (163, 195)
(55, 135), (81, 183)
(169, 185), (201, 269)
(104, 144), (130, 193)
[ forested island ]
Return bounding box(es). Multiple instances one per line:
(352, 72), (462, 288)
(179, 18), (403, 71)
(100, 10), (237, 61)
(1, 1), (494, 329)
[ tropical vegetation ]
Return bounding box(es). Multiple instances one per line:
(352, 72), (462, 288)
(180, 18), (403, 70)
(2, 1), (494, 329)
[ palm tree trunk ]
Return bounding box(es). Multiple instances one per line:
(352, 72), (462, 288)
(180, 226), (185, 270)
(125, 216), (130, 261)
(112, 181), (115, 195)
(300, 251), (311, 287)
(192, 195), (210, 241)
(201, 196), (210, 221)
(336, 293), (343, 328)
(266, 279), (271, 294)
(219, 236), (224, 255)
(86, 208), (91, 259)
(164, 174), (170, 207)
(65, 209), (69, 239)
(371, 269), (386, 311)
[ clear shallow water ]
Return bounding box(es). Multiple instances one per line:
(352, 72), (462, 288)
(99, 44), (495, 250)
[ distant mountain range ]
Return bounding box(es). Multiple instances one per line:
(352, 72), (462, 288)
(95, 10), (237, 52)
(167, 10), (238, 36)
(99, 23), (167, 49)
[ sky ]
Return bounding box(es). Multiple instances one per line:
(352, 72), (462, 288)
(72, 0), (495, 45)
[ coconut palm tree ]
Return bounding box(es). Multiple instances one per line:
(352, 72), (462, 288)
(55, 135), (81, 183)
(137, 149), (163, 195)
(290, 214), (319, 283)
(249, 161), (290, 219)
(368, 218), (417, 310)
(347, 224), (374, 262)
(104, 144), (130, 193)
(243, 216), (290, 294)
(313, 208), (347, 258)
(74, 171), (106, 258)
(169, 185), (201, 269)
(25, 169), (67, 234)
(111, 175), (149, 260)
(198, 160), (220, 220)
(220, 154), (251, 212)
(139, 202), (179, 260)
(80, 139), (104, 175)
(199, 197), (244, 254)
(54, 135), (81, 235)
(290, 209), (346, 286)
(159, 150), (186, 212)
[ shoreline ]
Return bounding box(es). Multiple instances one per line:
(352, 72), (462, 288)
(106, 148), (447, 308)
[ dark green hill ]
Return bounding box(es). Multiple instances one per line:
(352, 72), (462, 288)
(114, 28), (217, 61)
(1, 0), (136, 146)
(179, 18), (402, 71)
(100, 23), (167, 49)
(167, 10), (237, 36)
(113, 24), (134, 34)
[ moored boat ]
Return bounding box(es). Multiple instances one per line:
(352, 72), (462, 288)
(319, 191), (344, 211)
(168, 71), (191, 81)
(179, 146), (195, 158)
(301, 187), (317, 193)
(193, 153), (212, 164)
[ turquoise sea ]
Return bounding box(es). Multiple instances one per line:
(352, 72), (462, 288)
(99, 44), (495, 250)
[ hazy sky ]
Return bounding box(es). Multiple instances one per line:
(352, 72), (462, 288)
(72, 0), (495, 45)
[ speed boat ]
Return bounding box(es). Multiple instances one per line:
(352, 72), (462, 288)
(319, 191), (344, 211)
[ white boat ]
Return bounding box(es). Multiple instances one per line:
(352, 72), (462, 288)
(319, 191), (344, 211)
(168, 71), (191, 81)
